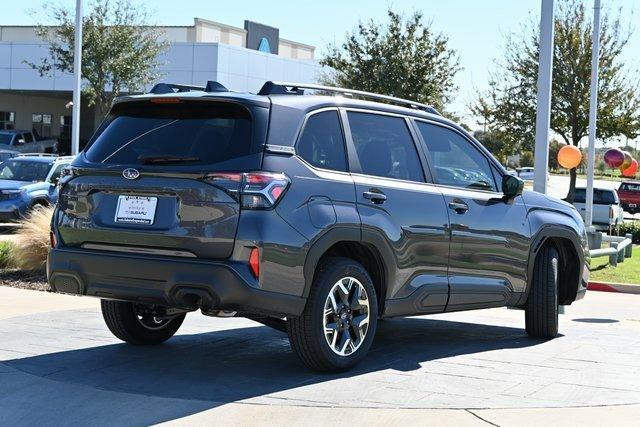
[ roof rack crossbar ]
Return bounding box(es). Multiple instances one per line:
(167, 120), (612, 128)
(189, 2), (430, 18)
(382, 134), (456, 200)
(258, 81), (440, 115)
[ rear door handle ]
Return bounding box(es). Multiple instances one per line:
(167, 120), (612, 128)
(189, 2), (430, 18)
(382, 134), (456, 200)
(363, 191), (387, 204)
(448, 201), (469, 214)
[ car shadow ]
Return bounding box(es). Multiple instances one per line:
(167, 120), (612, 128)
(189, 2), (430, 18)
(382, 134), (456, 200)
(3, 316), (545, 424)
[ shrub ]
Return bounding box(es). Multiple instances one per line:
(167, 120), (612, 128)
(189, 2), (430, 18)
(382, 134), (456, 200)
(10, 205), (54, 271)
(0, 241), (12, 269)
(620, 221), (640, 244)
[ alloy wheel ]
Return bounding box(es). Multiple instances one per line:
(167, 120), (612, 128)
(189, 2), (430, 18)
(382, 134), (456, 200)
(322, 276), (370, 356)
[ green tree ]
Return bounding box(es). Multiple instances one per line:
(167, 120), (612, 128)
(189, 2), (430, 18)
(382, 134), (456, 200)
(520, 151), (535, 168)
(471, 0), (640, 201)
(473, 130), (509, 163)
(27, 0), (168, 115)
(321, 9), (461, 115)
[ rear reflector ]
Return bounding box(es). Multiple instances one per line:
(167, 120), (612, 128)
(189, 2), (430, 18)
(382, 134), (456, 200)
(249, 247), (260, 278)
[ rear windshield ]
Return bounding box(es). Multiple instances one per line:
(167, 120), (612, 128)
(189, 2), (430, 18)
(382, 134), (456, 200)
(574, 189), (618, 205)
(620, 183), (640, 192)
(84, 101), (260, 170)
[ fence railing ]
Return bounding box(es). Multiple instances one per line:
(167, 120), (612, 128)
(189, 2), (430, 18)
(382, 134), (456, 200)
(589, 233), (633, 266)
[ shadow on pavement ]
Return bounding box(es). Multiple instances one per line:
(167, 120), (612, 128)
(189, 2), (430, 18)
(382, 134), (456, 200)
(4, 316), (543, 424)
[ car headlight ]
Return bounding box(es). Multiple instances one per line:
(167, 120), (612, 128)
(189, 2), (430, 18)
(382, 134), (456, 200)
(2, 189), (25, 200)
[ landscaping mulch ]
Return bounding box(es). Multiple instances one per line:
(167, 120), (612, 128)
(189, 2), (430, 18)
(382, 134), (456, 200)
(0, 269), (49, 292)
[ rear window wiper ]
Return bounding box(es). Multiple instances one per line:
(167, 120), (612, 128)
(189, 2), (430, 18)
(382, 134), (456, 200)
(138, 155), (200, 164)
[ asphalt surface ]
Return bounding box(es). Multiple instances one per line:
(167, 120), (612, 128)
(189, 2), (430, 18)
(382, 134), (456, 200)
(0, 288), (639, 425)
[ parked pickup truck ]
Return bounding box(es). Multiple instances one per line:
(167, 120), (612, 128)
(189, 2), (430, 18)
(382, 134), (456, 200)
(618, 181), (640, 215)
(0, 130), (57, 154)
(573, 187), (624, 231)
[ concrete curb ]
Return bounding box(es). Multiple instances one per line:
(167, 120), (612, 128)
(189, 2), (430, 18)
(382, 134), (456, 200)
(588, 281), (640, 294)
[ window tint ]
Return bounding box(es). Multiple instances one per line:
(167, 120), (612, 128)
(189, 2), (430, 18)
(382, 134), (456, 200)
(85, 101), (260, 170)
(296, 110), (347, 172)
(48, 163), (69, 182)
(574, 189), (618, 205)
(23, 132), (34, 143)
(417, 122), (497, 191)
(621, 183), (640, 192)
(348, 112), (424, 182)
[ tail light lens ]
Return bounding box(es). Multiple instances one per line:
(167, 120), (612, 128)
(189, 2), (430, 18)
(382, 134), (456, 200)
(249, 247), (260, 278)
(204, 171), (290, 210)
(50, 231), (57, 248)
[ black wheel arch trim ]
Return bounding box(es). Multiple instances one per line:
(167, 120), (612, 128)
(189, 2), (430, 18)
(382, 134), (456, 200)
(302, 226), (395, 307)
(523, 224), (584, 306)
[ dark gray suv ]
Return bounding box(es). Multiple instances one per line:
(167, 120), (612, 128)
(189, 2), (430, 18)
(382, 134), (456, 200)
(48, 81), (589, 372)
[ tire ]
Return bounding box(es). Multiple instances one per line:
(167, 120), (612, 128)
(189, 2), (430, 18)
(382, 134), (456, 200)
(525, 245), (559, 339)
(287, 257), (378, 372)
(101, 300), (186, 345)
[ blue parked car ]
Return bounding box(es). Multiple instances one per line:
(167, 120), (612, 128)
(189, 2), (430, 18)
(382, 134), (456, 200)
(0, 154), (73, 221)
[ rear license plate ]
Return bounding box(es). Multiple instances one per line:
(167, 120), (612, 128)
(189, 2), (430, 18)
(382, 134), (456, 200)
(115, 195), (158, 225)
(629, 203), (637, 208)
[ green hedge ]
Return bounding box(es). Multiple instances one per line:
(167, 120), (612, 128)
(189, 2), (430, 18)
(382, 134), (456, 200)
(620, 221), (640, 244)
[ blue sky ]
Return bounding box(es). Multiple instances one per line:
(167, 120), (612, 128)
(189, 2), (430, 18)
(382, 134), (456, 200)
(2, 0), (639, 125)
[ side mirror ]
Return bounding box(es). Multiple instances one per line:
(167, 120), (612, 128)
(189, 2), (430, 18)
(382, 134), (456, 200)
(502, 174), (524, 198)
(50, 176), (60, 186)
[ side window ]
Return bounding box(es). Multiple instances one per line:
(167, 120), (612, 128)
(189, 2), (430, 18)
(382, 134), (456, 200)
(15, 134), (25, 145)
(417, 122), (497, 192)
(48, 163), (68, 182)
(296, 110), (347, 172)
(23, 132), (34, 143)
(348, 112), (425, 182)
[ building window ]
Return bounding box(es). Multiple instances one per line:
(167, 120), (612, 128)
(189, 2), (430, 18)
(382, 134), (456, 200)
(0, 112), (15, 130)
(60, 116), (72, 140)
(32, 113), (52, 138)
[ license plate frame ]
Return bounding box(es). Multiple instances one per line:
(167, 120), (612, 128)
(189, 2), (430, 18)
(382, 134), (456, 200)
(114, 195), (158, 225)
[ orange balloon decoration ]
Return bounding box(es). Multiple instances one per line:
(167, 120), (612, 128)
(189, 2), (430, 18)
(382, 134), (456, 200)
(622, 159), (638, 177)
(619, 151), (633, 171)
(557, 145), (582, 169)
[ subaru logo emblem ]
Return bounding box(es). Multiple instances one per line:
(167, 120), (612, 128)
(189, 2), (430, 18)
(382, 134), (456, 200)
(122, 168), (140, 180)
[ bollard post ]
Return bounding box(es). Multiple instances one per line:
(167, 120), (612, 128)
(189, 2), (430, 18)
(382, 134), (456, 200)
(609, 242), (618, 266)
(624, 233), (632, 258)
(617, 242), (625, 263)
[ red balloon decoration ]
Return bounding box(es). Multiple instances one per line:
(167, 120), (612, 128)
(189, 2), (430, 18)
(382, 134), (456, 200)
(619, 151), (633, 171)
(622, 159), (638, 177)
(603, 148), (625, 168)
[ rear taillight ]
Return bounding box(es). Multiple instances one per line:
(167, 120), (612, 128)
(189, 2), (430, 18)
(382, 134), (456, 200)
(50, 231), (57, 248)
(204, 171), (290, 209)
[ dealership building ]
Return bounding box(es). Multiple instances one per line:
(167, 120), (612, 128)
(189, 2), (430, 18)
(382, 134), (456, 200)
(0, 18), (322, 146)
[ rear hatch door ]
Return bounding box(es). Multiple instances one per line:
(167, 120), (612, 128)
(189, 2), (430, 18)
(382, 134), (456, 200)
(57, 98), (269, 259)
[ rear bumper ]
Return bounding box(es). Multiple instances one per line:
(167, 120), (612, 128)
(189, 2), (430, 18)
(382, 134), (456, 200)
(47, 248), (306, 317)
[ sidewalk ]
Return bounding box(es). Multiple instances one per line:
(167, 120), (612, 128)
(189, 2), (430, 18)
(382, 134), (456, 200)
(0, 286), (97, 320)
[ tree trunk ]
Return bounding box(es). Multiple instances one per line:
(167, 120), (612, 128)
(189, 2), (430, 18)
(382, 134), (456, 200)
(565, 167), (577, 202)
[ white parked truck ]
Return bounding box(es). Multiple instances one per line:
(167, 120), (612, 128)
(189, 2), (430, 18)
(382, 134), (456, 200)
(572, 187), (624, 232)
(0, 130), (57, 154)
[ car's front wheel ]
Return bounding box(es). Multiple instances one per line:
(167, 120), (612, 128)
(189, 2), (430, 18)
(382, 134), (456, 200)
(525, 245), (559, 339)
(101, 300), (186, 345)
(287, 257), (377, 372)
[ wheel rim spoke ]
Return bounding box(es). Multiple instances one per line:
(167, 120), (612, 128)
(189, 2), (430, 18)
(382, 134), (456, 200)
(322, 276), (370, 357)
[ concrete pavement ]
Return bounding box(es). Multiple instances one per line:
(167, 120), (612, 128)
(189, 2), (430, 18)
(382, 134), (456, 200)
(0, 287), (639, 425)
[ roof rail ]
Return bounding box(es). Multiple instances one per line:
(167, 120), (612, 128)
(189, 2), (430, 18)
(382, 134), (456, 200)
(257, 81), (440, 115)
(149, 81), (229, 95)
(15, 153), (58, 158)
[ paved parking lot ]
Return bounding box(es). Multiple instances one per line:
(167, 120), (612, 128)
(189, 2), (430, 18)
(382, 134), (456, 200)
(0, 288), (639, 425)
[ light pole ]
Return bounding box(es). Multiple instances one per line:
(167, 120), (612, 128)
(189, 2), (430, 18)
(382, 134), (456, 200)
(533, 0), (555, 194)
(584, 0), (601, 228)
(71, 0), (83, 156)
